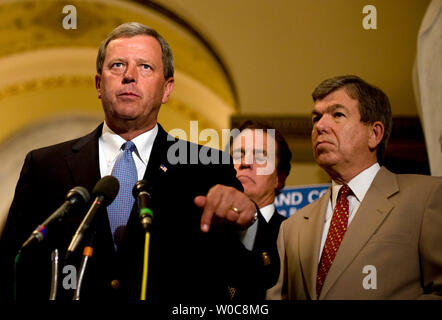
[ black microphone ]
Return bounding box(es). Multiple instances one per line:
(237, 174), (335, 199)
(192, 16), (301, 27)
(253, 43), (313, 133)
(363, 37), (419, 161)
(66, 176), (119, 259)
(132, 180), (153, 232)
(21, 186), (90, 250)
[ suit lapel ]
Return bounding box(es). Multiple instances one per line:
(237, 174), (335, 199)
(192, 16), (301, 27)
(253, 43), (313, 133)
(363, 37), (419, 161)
(65, 123), (102, 192)
(142, 123), (171, 182)
(320, 167), (399, 298)
(124, 123), (171, 238)
(270, 209), (286, 226)
(61, 123), (118, 264)
(65, 122), (172, 190)
(299, 188), (330, 300)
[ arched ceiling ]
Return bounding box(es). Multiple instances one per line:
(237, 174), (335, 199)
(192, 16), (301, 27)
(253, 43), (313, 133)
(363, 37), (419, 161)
(0, 0), (238, 141)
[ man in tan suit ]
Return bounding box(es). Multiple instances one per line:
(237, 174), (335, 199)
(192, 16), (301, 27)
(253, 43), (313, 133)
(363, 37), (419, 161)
(267, 75), (442, 300)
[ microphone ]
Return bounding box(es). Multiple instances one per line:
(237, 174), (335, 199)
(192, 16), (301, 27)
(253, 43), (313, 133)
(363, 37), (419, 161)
(132, 180), (154, 300)
(132, 180), (154, 232)
(66, 176), (119, 259)
(21, 186), (90, 250)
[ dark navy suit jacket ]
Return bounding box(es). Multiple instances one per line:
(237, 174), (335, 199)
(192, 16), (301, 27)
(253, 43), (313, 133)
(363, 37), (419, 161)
(0, 123), (250, 301)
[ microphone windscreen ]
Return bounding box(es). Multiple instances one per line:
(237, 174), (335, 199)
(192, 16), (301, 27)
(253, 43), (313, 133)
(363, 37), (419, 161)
(68, 186), (90, 204)
(92, 175), (119, 206)
(132, 180), (149, 198)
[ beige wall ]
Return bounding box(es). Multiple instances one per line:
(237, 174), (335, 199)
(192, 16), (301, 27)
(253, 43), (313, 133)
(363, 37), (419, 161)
(157, 0), (430, 116)
(154, 0), (431, 185)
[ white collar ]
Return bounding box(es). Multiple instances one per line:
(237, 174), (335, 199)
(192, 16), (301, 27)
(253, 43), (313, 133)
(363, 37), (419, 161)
(331, 162), (381, 207)
(101, 121), (158, 165)
(259, 203), (276, 223)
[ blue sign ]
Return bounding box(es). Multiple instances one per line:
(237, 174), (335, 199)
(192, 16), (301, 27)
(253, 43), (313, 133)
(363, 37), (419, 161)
(274, 184), (330, 218)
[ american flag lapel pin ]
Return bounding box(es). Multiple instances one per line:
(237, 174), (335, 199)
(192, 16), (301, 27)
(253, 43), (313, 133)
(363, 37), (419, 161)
(159, 164), (168, 172)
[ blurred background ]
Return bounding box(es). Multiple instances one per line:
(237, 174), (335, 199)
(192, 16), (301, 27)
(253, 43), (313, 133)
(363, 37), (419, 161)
(0, 0), (440, 228)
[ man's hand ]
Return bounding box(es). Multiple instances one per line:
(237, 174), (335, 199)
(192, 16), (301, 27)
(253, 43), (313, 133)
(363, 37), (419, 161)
(194, 184), (256, 233)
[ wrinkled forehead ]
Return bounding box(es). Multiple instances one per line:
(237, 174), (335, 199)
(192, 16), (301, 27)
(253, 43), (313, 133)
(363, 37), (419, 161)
(312, 87), (361, 115)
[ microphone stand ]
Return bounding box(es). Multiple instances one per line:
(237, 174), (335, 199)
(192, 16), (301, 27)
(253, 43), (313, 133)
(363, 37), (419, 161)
(73, 231), (96, 300)
(13, 250), (21, 301)
(49, 249), (59, 300)
(140, 208), (153, 300)
(13, 247), (60, 300)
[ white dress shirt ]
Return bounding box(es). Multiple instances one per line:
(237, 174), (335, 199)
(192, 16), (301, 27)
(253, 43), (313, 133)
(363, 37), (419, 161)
(240, 203), (276, 251)
(98, 121), (158, 179)
(318, 163), (381, 260)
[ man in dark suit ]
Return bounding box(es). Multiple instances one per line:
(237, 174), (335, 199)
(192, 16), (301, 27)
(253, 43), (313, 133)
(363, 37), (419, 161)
(267, 75), (442, 300)
(229, 120), (292, 299)
(0, 22), (257, 301)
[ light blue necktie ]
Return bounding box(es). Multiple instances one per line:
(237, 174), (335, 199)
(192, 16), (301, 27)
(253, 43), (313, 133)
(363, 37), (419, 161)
(107, 140), (138, 249)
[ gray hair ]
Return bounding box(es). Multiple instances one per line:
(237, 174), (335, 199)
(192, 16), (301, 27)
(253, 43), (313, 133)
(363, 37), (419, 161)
(312, 75), (392, 164)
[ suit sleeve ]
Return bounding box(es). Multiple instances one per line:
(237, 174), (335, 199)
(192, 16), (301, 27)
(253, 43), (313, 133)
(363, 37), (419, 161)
(266, 220), (288, 300)
(419, 178), (442, 298)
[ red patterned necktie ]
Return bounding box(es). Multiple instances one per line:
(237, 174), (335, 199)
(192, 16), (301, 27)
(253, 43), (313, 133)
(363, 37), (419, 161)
(316, 184), (351, 297)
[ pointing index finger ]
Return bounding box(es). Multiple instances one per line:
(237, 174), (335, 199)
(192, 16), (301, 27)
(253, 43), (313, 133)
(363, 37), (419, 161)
(199, 188), (222, 232)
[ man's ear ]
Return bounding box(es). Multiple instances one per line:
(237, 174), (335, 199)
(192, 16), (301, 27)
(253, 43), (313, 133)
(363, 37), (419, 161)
(161, 77), (174, 104)
(95, 74), (102, 99)
(368, 121), (384, 150)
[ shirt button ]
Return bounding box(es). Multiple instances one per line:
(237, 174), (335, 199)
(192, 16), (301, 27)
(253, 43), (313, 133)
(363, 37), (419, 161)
(111, 279), (120, 289)
(262, 251), (271, 266)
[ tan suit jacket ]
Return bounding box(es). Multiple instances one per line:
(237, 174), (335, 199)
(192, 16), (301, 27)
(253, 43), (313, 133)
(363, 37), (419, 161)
(267, 167), (442, 299)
